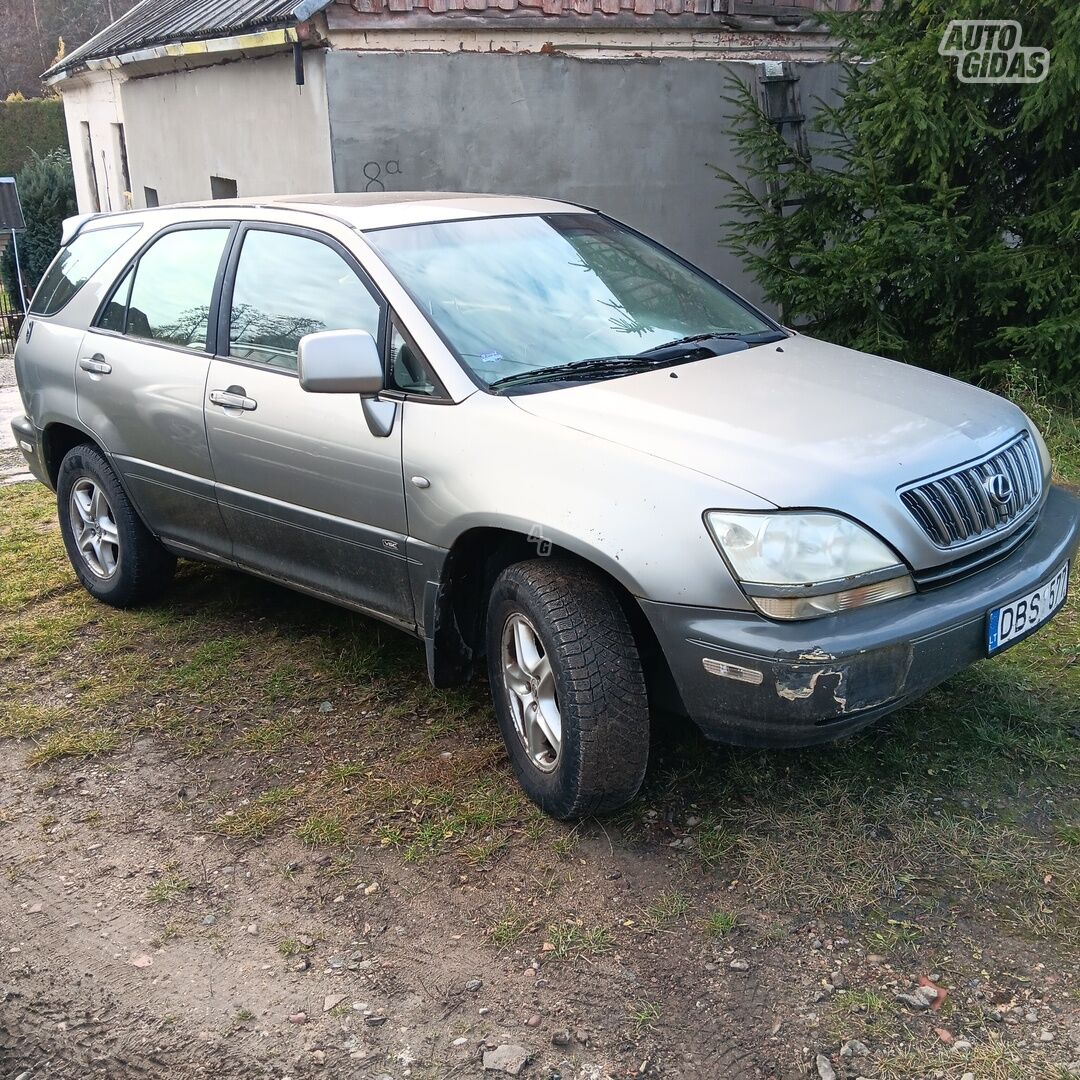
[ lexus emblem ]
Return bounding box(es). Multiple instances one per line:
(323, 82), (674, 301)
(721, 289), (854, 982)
(983, 472), (1014, 506)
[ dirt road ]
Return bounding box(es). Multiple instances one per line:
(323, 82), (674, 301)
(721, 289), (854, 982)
(1, 385), (1078, 1079)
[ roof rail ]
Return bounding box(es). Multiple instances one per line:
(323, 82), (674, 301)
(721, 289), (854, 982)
(61, 213), (100, 245)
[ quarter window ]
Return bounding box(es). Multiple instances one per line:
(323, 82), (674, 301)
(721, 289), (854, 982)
(228, 230), (381, 372)
(118, 228), (231, 350)
(30, 225), (140, 316)
(389, 323), (438, 396)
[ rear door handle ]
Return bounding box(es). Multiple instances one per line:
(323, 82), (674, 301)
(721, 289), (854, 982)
(209, 389), (258, 412)
(79, 355), (112, 376)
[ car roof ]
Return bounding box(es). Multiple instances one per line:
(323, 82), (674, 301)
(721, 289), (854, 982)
(79, 192), (592, 234)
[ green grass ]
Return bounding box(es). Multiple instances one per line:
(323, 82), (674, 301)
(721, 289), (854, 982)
(27, 726), (120, 765)
(1, 383), (1078, 991)
(835, 989), (891, 1015)
(277, 938), (308, 957)
(644, 891), (691, 928)
(210, 790), (298, 838)
(487, 905), (532, 950)
(704, 908), (738, 938)
(873, 1031), (1062, 1080)
(295, 813), (348, 847)
(0, 703), (71, 739)
(629, 999), (661, 1029)
(167, 637), (250, 689)
(237, 717), (310, 753)
(145, 875), (189, 905)
(545, 922), (614, 959)
(0, 484), (72, 613)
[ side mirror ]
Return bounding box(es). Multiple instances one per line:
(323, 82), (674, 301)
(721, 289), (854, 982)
(297, 329), (383, 395)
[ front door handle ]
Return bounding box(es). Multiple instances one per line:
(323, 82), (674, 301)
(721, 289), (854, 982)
(209, 389), (258, 412)
(79, 355), (112, 376)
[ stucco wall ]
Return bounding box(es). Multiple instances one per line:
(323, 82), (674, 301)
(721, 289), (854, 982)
(115, 50), (334, 209)
(59, 70), (129, 215)
(325, 51), (842, 306)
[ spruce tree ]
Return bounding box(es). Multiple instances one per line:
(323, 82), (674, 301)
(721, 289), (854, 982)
(717, 1), (1079, 395)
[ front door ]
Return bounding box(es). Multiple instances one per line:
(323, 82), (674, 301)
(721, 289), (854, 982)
(203, 224), (413, 626)
(75, 223), (234, 556)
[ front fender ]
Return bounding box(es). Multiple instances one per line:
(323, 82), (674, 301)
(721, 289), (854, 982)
(401, 394), (768, 609)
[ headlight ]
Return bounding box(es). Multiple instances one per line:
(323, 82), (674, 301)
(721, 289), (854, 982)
(705, 511), (914, 620)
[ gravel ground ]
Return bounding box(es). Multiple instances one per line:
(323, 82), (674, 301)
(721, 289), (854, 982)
(0, 355), (32, 484)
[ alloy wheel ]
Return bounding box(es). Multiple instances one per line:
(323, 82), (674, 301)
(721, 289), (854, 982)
(69, 478), (121, 579)
(501, 612), (561, 772)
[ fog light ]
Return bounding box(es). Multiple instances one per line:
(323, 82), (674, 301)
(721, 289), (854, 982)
(19, 440), (34, 454)
(753, 575), (915, 621)
(702, 657), (764, 685)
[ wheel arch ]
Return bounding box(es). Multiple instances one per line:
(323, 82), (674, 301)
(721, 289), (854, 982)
(41, 420), (102, 489)
(424, 525), (680, 712)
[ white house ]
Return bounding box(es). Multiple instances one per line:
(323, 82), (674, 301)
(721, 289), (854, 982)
(47, 0), (849, 299)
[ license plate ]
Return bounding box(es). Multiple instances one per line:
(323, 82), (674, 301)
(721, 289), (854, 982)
(987, 561), (1070, 654)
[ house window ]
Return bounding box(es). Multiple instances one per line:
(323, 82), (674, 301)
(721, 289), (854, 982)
(144, 187), (159, 208)
(80, 121), (101, 213)
(210, 176), (238, 200)
(113, 123), (131, 204)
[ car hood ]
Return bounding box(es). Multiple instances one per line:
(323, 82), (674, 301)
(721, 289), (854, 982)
(509, 333), (1034, 566)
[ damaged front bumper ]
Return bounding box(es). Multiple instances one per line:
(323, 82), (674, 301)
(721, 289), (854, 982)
(640, 485), (1080, 748)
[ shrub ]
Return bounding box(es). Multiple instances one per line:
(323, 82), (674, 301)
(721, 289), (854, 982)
(0, 98), (66, 177)
(717, 1), (1079, 396)
(1, 148), (77, 306)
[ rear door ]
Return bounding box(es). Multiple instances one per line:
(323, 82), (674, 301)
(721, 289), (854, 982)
(203, 222), (413, 625)
(75, 222), (235, 556)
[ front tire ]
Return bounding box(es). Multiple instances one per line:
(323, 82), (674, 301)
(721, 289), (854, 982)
(486, 559), (650, 818)
(57, 443), (176, 608)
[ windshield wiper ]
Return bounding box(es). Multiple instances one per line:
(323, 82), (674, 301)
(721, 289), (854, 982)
(639, 329), (787, 355)
(489, 328), (788, 392)
(490, 355), (672, 391)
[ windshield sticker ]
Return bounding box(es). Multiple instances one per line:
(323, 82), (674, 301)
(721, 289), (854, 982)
(478, 350), (503, 364)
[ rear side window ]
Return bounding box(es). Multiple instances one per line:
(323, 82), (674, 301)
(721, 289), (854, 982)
(30, 225), (140, 316)
(101, 228), (231, 351)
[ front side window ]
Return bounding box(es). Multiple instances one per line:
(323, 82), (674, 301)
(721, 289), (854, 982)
(228, 230), (382, 372)
(366, 213), (782, 390)
(30, 225), (140, 316)
(123, 228), (231, 350)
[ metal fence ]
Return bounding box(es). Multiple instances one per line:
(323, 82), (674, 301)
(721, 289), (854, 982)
(0, 282), (22, 355)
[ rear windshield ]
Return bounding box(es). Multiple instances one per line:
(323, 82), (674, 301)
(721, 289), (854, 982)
(30, 225), (141, 316)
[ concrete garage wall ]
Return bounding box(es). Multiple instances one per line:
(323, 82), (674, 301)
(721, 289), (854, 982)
(59, 70), (130, 215)
(325, 51), (841, 308)
(119, 51), (335, 209)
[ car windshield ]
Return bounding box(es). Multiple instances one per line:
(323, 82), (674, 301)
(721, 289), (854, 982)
(366, 213), (780, 389)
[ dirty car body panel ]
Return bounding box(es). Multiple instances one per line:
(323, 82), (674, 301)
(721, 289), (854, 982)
(11, 192), (1080, 760)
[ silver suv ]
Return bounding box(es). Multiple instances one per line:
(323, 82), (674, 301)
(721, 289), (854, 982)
(12, 193), (1079, 817)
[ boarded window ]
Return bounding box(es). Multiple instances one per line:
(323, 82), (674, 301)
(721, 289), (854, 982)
(210, 176), (238, 200)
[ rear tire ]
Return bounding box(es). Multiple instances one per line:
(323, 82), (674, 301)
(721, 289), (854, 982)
(57, 443), (176, 608)
(486, 558), (650, 818)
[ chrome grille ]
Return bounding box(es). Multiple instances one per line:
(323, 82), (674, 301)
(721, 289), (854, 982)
(900, 432), (1043, 549)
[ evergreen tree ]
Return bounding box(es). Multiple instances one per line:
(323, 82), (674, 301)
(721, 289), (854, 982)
(1, 149), (77, 306)
(717, 1), (1079, 395)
